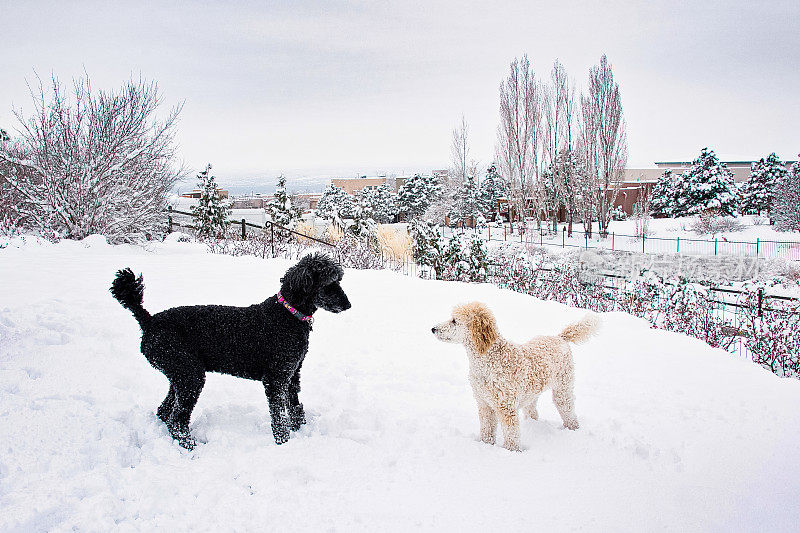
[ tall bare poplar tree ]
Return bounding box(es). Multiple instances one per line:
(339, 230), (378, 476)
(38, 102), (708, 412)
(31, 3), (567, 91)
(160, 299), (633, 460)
(496, 55), (543, 230)
(542, 60), (579, 233)
(450, 114), (470, 185)
(579, 54), (628, 236)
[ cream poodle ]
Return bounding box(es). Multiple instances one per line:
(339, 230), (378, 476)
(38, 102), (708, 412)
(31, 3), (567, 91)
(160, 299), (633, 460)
(432, 302), (600, 451)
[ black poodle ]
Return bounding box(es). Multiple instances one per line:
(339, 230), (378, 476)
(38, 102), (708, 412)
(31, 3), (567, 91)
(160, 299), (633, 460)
(110, 253), (350, 449)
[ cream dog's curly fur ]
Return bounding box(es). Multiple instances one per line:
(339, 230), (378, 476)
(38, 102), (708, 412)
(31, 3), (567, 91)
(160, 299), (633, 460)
(432, 302), (600, 451)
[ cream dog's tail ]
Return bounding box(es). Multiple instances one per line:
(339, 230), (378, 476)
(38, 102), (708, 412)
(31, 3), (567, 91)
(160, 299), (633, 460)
(558, 313), (601, 344)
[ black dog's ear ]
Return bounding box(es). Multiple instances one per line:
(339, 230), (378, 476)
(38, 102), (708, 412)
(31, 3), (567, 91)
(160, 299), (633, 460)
(310, 252), (343, 284)
(280, 261), (314, 295)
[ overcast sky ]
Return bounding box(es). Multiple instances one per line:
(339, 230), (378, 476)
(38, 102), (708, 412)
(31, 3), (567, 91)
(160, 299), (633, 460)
(2, 0), (799, 185)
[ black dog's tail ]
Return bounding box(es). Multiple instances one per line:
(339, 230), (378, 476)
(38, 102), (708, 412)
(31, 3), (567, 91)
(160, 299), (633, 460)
(110, 268), (151, 330)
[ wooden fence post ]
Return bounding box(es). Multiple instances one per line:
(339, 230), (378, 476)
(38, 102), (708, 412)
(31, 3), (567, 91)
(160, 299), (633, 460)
(241, 219), (246, 239)
(168, 206), (173, 234)
(270, 222), (275, 257)
(758, 288), (764, 318)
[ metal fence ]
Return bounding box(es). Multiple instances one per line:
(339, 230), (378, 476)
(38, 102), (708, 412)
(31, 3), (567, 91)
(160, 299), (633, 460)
(473, 223), (800, 261)
(167, 206), (336, 253)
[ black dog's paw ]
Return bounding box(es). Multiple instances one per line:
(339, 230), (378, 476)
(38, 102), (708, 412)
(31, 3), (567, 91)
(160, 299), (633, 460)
(273, 428), (290, 445)
(289, 404), (307, 431)
(177, 434), (197, 450)
(168, 425), (196, 450)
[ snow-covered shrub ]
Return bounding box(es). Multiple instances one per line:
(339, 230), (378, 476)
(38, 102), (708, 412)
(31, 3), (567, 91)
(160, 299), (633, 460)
(689, 209), (743, 235)
(738, 292), (800, 377)
(0, 75), (184, 242)
(204, 227), (281, 259)
(659, 278), (732, 349)
(334, 234), (385, 270)
(611, 205), (627, 221)
(191, 164), (231, 239)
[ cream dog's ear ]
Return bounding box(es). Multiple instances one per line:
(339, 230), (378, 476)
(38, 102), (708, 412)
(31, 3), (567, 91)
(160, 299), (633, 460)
(468, 303), (498, 354)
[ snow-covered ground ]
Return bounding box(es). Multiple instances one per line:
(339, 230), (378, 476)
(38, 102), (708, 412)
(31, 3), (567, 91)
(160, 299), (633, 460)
(2, 237), (800, 531)
(478, 216), (800, 261)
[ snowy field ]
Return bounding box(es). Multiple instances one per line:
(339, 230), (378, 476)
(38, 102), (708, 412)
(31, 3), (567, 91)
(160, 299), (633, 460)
(478, 216), (800, 261)
(2, 236), (800, 531)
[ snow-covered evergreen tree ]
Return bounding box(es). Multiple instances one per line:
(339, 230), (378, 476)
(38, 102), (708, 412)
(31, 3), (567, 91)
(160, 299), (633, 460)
(410, 219), (444, 277)
(479, 163), (504, 218)
(410, 219), (486, 281)
(681, 148), (738, 216)
(358, 183), (398, 224)
(449, 173), (482, 225)
(650, 169), (681, 217)
(650, 148), (738, 217)
(315, 184), (356, 222)
(347, 203), (377, 238)
(740, 153), (786, 215)
(438, 233), (487, 281)
(774, 158), (800, 231)
(191, 164), (231, 238)
(266, 176), (302, 229)
(397, 174), (441, 220)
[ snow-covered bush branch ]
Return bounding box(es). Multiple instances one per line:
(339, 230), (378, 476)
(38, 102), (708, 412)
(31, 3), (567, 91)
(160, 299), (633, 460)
(0, 74), (184, 242)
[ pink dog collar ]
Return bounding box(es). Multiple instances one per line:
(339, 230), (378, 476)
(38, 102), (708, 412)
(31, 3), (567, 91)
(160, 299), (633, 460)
(277, 292), (314, 326)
